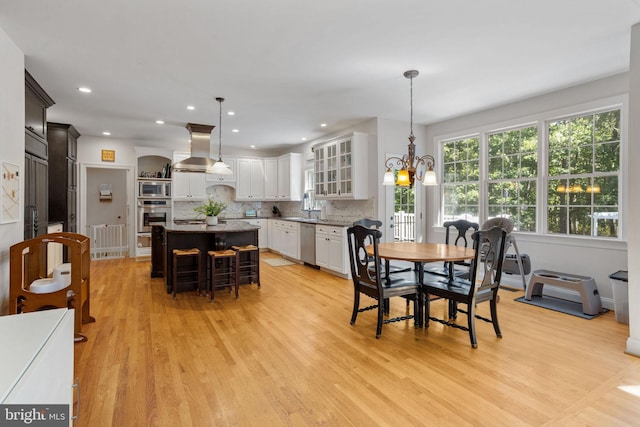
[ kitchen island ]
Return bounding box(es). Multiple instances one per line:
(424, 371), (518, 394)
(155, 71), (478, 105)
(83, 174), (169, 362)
(157, 222), (260, 294)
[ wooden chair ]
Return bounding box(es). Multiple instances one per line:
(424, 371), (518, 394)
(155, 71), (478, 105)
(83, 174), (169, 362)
(423, 226), (507, 348)
(425, 219), (479, 279)
(346, 225), (420, 338)
(352, 219), (412, 276)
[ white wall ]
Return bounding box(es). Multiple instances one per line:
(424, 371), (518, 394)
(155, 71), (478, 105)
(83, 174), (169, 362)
(423, 74), (630, 315)
(0, 27), (25, 313)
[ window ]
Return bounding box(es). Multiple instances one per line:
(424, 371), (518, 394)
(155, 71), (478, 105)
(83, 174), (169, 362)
(547, 109), (620, 237)
(487, 125), (538, 232)
(436, 103), (622, 240)
(442, 136), (480, 223)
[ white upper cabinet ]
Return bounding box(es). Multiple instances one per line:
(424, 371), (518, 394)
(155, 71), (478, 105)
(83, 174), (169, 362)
(235, 158), (265, 200)
(264, 153), (302, 201)
(173, 172), (207, 201)
(206, 157), (236, 185)
(314, 132), (368, 199)
(264, 158), (279, 199)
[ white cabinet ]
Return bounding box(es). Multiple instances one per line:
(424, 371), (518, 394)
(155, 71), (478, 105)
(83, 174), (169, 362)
(264, 158), (278, 199)
(224, 218), (268, 248)
(173, 172), (207, 201)
(206, 157), (236, 185)
(236, 158), (265, 200)
(316, 224), (349, 275)
(264, 154), (302, 201)
(1, 309), (75, 424)
(314, 132), (368, 200)
(271, 219), (300, 259)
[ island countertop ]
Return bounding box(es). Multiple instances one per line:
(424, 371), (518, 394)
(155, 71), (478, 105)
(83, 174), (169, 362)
(163, 222), (260, 233)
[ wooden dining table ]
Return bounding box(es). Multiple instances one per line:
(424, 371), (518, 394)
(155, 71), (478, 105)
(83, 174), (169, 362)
(366, 242), (475, 327)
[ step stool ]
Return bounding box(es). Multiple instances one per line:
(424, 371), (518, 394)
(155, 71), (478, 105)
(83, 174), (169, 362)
(526, 269), (602, 315)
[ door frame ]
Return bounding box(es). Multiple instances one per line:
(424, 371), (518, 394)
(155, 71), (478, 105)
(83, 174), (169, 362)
(79, 163), (135, 257)
(383, 152), (424, 243)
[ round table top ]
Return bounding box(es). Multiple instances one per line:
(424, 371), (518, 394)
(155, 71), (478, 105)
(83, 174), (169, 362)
(367, 242), (475, 263)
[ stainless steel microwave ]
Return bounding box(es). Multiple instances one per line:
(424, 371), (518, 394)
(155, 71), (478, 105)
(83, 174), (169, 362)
(138, 180), (171, 198)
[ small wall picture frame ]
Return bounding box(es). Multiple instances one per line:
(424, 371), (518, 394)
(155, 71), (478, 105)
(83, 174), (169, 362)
(102, 149), (115, 162)
(1, 161), (20, 223)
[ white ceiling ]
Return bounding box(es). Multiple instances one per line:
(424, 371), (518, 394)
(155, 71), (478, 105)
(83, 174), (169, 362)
(2, 0), (640, 153)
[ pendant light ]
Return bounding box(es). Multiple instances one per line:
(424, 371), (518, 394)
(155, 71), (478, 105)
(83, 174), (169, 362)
(208, 97), (232, 175)
(382, 70), (437, 188)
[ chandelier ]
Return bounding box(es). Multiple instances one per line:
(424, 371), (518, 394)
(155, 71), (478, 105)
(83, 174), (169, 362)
(208, 97), (233, 175)
(382, 70), (437, 188)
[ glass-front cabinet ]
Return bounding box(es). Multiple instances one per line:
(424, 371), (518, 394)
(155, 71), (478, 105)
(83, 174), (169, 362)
(313, 132), (368, 200)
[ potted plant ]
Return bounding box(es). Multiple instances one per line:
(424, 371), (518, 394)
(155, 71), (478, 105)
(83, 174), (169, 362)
(194, 197), (227, 226)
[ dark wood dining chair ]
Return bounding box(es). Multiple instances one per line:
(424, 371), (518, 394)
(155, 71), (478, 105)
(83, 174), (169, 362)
(347, 225), (420, 338)
(425, 219), (479, 279)
(423, 226), (507, 348)
(352, 219), (412, 276)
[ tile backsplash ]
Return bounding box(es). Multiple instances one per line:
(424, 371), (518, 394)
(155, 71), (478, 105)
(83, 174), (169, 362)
(172, 184), (377, 223)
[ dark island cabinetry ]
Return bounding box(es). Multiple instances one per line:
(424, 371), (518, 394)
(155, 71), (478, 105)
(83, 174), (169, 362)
(160, 222), (259, 294)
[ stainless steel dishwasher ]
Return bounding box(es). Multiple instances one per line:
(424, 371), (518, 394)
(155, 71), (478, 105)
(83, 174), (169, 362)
(300, 223), (317, 266)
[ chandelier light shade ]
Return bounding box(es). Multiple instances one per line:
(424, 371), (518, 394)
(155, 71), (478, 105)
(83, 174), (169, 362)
(382, 70), (437, 188)
(208, 97), (233, 175)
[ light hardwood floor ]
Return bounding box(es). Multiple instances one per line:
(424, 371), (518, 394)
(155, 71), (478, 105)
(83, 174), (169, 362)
(75, 253), (640, 426)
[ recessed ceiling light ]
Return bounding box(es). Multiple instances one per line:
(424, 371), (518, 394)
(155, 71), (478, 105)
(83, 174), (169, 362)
(250, 145), (256, 149)
(102, 131), (111, 136)
(78, 87), (92, 93)
(232, 129), (239, 133)
(155, 120), (164, 125)
(187, 105), (195, 110)
(320, 123), (327, 127)
(301, 137), (307, 141)
(227, 111), (235, 116)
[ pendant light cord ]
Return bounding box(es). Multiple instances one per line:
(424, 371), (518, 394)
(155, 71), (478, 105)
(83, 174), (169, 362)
(216, 97), (224, 158)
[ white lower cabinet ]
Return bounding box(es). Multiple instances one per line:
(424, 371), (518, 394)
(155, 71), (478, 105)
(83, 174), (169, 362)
(271, 219), (300, 259)
(0, 309), (75, 425)
(316, 225), (349, 275)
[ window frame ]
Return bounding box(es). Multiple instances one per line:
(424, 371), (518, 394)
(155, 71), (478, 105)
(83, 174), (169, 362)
(433, 95), (626, 241)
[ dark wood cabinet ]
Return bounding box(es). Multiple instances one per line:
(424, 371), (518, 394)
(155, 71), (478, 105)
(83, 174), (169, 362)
(151, 225), (165, 278)
(47, 122), (80, 233)
(25, 70), (54, 141)
(24, 153), (49, 239)
(24, 70), (54, 240)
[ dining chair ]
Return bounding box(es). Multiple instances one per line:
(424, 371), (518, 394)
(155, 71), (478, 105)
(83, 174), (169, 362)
(347, 225), (420, 338)
(352, 219), (412, 276)
(425, 219), (479, 279)
(480, 217), (529, 291)
(423, 226), (507, 348)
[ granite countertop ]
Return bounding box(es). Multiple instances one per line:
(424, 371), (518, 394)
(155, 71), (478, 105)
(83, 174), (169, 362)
(163, 222), (260, 232)
(279, 217), (353, 227)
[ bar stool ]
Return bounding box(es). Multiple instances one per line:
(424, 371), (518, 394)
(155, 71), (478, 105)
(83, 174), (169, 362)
(232, 245), (260, 289)
(172, 248), (201, 300)
(208, 249), (239, 302)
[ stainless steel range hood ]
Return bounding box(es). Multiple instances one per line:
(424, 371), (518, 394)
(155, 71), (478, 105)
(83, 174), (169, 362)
(171, 123), (216, 172)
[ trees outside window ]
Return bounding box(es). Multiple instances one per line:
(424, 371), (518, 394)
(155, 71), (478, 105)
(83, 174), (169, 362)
(547, 109), (620, 237)
(442, 137), (480, 223)
(487, 125), (538, 232)
(437, 107), (621, 239)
